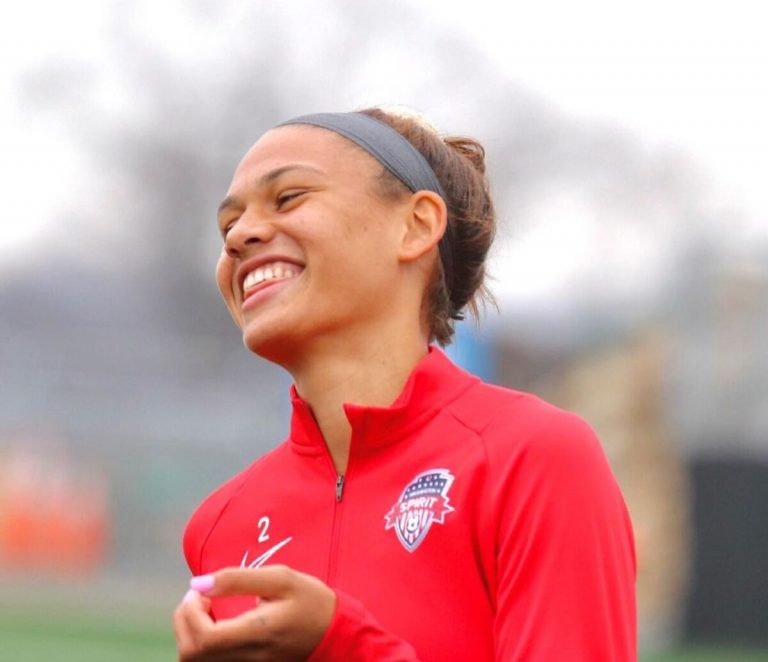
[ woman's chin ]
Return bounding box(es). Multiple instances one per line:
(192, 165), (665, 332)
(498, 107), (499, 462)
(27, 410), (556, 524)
(242, 324), (299, 365)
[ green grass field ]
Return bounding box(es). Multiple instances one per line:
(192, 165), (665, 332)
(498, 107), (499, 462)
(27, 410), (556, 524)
(0, 613), (766, 662)
(0, 617), (175, 662)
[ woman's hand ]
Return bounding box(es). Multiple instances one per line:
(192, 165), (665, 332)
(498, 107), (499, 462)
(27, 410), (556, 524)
(173, 565), (336, 661)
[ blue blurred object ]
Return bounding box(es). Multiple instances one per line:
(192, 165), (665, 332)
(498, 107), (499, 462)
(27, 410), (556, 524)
(444, 321), (497, 383)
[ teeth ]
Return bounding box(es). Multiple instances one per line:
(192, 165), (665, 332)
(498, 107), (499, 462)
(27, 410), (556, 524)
(243, 263), (299, 291)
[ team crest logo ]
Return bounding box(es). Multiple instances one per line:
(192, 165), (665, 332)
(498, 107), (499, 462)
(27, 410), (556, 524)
(385, 469), (455, 552)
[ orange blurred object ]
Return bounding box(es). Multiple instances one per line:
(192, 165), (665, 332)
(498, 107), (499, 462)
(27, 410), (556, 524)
(0, 440), (110, 578)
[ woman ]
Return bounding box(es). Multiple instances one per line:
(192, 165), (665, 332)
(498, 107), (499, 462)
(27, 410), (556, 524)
(173, 108), (637, 661)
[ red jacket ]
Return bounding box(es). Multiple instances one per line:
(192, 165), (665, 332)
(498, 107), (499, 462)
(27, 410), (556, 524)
(184, 348), (637, 660)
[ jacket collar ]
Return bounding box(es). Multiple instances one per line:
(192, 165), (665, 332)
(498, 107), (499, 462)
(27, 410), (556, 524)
(288, 347), (478, 457)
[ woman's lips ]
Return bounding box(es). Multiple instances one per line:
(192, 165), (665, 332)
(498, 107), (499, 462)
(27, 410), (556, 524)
(241, 269), (302, 313)
(237, 258), (304, 296)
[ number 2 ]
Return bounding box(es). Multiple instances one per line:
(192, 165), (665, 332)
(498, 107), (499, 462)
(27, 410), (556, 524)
(257, 516), (270, 542)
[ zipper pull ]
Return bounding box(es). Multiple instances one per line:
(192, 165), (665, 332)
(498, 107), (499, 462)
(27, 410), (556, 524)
(336, 474), (345, 502)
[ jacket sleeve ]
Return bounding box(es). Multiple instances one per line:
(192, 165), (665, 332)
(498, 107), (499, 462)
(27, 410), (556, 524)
(308, 590), (422, 661)
(490, 408), (637, 661)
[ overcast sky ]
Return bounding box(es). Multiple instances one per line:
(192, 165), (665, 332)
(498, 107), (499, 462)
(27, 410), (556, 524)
(1, 0), (766, 304)
(415, 0), (767, 230)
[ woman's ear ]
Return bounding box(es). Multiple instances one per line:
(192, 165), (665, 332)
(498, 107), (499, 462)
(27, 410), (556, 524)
(398, 191), (447, 263)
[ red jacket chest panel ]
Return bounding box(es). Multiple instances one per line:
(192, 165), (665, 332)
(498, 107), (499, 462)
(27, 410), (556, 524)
(193, 422), (496, 659)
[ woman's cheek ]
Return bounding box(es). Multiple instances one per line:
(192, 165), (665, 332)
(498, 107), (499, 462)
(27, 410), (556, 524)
(215, 250), (242, 324)
(215, 250), (233, 296)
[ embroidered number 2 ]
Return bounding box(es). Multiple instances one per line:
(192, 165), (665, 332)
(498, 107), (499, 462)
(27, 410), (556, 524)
(257, 516), (270, 542)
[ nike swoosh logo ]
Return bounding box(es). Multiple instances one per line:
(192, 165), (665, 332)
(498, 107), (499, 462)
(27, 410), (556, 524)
(239, 537), (293, 570)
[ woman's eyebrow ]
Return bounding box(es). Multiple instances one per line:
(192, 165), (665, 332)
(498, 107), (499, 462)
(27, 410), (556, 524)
(217, 164), (326, 216)
(217, 195), (243, 217)
(260, 164), (326, 186)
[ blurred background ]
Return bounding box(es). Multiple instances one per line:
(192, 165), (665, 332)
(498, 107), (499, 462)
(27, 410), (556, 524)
(1, 0), (766, 660)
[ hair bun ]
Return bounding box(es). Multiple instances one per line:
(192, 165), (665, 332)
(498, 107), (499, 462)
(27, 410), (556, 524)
(445, 137), (487, 175)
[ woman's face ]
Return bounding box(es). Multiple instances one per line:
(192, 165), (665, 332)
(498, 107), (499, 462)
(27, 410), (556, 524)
(216, 125), (413, 361)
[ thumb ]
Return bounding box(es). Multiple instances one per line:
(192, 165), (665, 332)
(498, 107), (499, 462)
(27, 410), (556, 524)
(190, 565), (295, 600)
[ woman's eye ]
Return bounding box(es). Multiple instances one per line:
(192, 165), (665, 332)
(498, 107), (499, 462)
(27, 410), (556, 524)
(221, 221), (236, 239)
(276, 191), (303, 209)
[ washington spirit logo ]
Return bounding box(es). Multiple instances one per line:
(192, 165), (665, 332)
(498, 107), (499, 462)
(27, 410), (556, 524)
(385, 469), (455, 552)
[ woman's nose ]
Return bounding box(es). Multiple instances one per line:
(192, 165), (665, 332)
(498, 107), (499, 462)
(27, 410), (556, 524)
(224, 211), (277, 258)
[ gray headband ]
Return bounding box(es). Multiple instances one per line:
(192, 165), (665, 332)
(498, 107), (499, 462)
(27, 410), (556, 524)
(278, 112), (458, 317)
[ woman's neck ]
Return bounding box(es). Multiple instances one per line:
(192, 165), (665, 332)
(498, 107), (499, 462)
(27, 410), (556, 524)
(288, 336), (429, 474)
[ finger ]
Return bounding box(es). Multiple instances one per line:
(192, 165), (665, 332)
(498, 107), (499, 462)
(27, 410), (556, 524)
(174, 598), (276, 657)
(182, 589), (217, 633)
(173, 592), (194, 646)
(174, 591), (214, 660)
(177, 589), (274, 660)
(200, 602), (274, 649)
(191, 565), (295, 600)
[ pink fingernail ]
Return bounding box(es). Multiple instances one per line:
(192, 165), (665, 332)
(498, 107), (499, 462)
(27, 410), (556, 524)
(183, 589), (198, 603)
(190, 574), (215, 593)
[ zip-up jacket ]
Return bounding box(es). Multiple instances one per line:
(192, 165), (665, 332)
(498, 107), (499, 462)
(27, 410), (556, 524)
(183, 348), (637, 660)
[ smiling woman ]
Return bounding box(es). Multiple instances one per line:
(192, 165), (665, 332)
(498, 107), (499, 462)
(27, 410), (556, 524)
(173, 108), (637, 661)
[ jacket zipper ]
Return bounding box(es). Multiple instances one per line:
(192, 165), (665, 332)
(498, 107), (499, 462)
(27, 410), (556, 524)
(327, 471), (346, 584)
